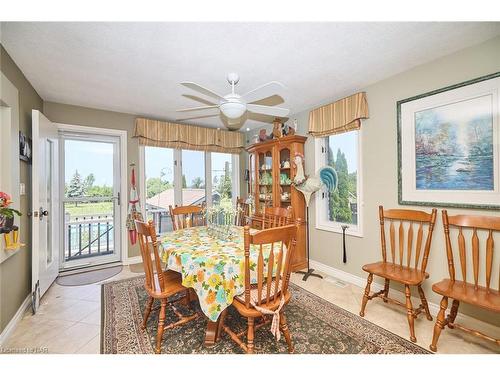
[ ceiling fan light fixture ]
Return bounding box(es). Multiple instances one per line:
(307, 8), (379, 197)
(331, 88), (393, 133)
(220, 101), (246, 119)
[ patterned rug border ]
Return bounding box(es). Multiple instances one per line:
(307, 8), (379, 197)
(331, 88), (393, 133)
(100, 275), (431, 354)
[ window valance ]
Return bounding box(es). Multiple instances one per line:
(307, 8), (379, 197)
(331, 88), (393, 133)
(134, 118), (245, 154)
(308, 92), (369, 137)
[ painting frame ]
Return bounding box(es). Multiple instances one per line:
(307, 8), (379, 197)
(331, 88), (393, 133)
(397, 72), (500, 210)
(19, 131), (32, 163)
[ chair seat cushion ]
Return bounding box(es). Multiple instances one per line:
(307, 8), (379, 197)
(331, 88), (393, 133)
(362, 261), (429, 285)
(235, 280), (283, 304)
(432, 279), (500, 313)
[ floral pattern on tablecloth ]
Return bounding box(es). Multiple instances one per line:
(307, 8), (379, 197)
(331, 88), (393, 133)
(161, 226), (284, 321)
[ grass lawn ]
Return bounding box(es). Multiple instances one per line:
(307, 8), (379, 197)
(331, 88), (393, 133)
(64, 201), (114, 217)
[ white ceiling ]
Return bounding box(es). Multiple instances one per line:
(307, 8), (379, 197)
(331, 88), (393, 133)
(2, 22), (500, 130)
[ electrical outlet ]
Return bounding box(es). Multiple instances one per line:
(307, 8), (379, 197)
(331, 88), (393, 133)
(20, 183), (26, 195)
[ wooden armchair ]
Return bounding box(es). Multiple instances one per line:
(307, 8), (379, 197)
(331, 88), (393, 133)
(262, 206), (293, 229)
(360, 206), (437, 343)
(235, 197), (250, 226)
(169, 204), (205, 231)
(135, 220), (198, 353)
(221, 222), (300, 353)
(429, 211), (500, 352)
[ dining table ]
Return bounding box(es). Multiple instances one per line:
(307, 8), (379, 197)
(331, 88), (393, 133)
(160, 225), (281, 346)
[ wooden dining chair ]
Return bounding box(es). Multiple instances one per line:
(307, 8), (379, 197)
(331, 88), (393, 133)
(235, 197), (250, 226)
(221, 221), (300, 354)
(262, 206), (293, 229)
(135, 219), (198, 354)
(429, 211), (500, 352)
(169, 204), (205, 231)
(359, 206), (437, 343)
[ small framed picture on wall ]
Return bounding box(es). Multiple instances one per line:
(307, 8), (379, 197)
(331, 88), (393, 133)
(19, 131), (32, 163)
(397, 72), (500, 209)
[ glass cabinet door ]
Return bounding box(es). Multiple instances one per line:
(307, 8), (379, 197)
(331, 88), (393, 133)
(257, 150), (273, 212)
(278, 147), (292, 209)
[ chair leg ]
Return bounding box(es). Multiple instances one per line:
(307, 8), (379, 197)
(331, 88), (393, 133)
(217, 309), (228, 341)
(247, 317), (255, 354)
(155, 299), (167, 354)
(359, 273), (373, 317)
(430, 296), (448, 352)
(279, 312), (294, 353)
(142, 296), (154, 330)
(417, 285), (433, 321)
(383, 279), (390, 303)
(447, 299), (460, 328)
(404, 284), (416, 343)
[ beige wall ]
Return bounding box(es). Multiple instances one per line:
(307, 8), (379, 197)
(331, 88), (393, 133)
(43, 102), (142, 259)
(246, 36), (500, 324)
(0, 45), (44, 331)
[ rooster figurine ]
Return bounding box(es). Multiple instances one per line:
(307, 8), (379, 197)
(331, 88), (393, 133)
(292, 153), (338, 206)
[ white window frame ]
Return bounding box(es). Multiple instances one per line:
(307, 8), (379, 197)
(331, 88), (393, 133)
(314, 129), (363, 237)
(139, 146), (240, 220)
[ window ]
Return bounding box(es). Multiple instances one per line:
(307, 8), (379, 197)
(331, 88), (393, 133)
(181, 149), (206, 207)
(140, 146), (239, 235)
(144, 147), (174, 234)
(211, 152), (233, 208)
(315, 130), (362, 236)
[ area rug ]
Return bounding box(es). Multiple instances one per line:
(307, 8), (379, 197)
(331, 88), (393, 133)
(56, 265), (122, 286)
(101, 276), (429, 354)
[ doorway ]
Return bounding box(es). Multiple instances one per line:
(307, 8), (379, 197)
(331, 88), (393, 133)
(59, 129), (125, 270)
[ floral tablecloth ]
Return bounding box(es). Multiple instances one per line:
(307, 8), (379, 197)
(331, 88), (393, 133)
(161, 226), (283, 322)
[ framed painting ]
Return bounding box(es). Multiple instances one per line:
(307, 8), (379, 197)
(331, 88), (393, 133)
(398, 72), (500, 209)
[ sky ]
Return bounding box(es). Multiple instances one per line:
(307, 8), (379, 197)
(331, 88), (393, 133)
(64, 139), (114, 186)
(328, 131), (358, 173)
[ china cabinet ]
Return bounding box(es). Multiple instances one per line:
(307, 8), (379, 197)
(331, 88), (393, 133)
(246, 135), (307, 271)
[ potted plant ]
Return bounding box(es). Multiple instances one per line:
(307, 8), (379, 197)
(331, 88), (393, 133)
(0, 191), (22, 233)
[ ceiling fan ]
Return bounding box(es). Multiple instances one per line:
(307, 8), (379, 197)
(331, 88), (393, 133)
(176, 73), (290, 130)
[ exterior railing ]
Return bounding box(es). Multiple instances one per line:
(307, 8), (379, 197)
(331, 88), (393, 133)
(65, 213), (114, 261)
(146, 209), (173, 235)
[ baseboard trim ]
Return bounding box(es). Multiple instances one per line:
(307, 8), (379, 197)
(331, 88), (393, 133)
(308, 259), (467, 321)
(123, 256), (142, 265)
(0, 294), (31, 346)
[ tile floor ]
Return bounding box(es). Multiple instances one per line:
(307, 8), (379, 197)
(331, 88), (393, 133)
(2, 266), (499, 354)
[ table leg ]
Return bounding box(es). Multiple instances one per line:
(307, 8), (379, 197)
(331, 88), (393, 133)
(205, 320), (221, 346)
(204, 308), (228, 346)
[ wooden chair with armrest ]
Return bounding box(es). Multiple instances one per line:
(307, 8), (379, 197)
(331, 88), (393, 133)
(169, 204), (205, 231)
(221, 220), (300, 353)
(360, 206), (437, 343)
(262, 206), (293, 229)
(429, 211), (500, 352)
(135, 219), (198, 354)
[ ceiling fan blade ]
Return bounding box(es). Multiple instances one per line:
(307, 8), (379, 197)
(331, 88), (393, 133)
(175, 114), (220, 122)
(182, 94), (217, 106)
(242, 81), (286, 103)
(176, 105), (219, 113)
(181, 82), (225, 101)
(246, 104), (290, 118)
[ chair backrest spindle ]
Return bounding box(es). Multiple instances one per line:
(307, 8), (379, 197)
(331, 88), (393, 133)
(442, 210), (500, 293)
(378, 206), (437, 272)
(169, 205), (205, 231)
(243, 220), (300, 308)
(135, 219), (165, 293)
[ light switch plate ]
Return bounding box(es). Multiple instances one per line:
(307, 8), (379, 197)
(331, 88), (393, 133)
(20, 182), (26, 195)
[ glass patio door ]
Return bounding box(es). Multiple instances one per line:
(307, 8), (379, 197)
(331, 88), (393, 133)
(60, 133), (122, 269)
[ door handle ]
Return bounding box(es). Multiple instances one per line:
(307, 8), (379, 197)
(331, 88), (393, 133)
(112, 192), (121, 206)
(39, 207), (49, 220)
